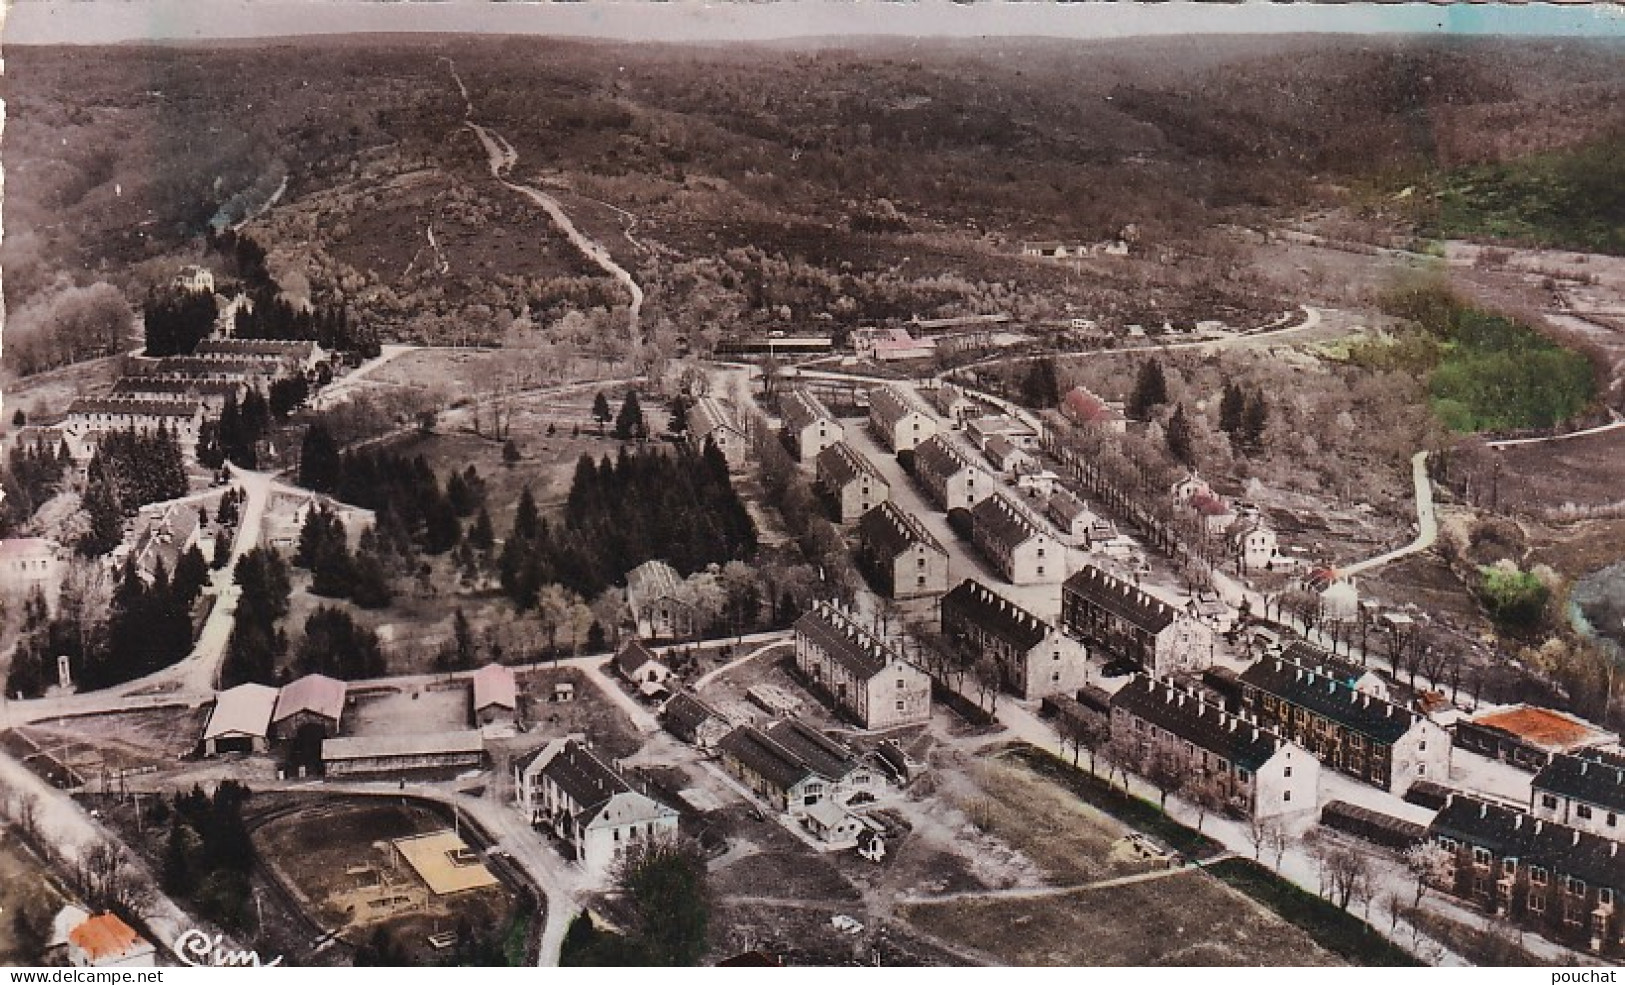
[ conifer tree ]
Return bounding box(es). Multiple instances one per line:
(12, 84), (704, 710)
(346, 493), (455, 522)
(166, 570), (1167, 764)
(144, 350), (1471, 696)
(614, 392), (646, 441)
(1128, 358), (1169, 420)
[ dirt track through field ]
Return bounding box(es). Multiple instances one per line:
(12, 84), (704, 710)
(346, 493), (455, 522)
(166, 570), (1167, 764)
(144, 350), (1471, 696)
(442, 57), (644, 347)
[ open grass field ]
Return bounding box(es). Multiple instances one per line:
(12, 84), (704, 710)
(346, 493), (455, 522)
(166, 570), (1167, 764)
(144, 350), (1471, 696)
(0, 354), (124, 425)
(1486, 428), (1625, 516)
(252, 798), (517, 963)
(950, 755), (1153, 885)
(902, 868), (1346, 966)
(516, 666), (643, 760)
(0, 829), (70, 965)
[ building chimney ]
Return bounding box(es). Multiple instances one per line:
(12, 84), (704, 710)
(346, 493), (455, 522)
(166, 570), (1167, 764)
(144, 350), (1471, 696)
(1480, 802), (1488, 819)
(1575, 830), (1582, 847)
(1515, 814), (1523, 830)
(1535, 820), (1544, 835)
(1583, 760), (1590, 776)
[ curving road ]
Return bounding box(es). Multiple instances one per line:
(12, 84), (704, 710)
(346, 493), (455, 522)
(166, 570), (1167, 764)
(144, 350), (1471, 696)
(442, 58), (644, 346)
(1340, 450), (1437, 577)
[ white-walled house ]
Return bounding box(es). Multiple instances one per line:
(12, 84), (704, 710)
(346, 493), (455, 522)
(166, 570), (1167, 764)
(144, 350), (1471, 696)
(970, 492), (1063, 585)
(913, 433), (994, 511)
(1111, 675), (1319, 820)
(868, 385), (939, 452)
(514, 737), (680, 877)
(780, 388), (844, 462)
(794, 600), (931, 729)
(941, 578), (1088, 700)
(1531, 751), (1625, 839)
(815, 441), (890, 522)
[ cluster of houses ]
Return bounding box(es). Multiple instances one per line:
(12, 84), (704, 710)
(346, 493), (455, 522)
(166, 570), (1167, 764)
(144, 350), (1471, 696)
(12, 266), (330, 468)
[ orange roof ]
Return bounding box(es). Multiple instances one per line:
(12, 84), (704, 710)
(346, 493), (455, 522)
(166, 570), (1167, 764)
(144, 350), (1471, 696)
(69, 913), (146, 962)
(1473, 705), (1611, 752)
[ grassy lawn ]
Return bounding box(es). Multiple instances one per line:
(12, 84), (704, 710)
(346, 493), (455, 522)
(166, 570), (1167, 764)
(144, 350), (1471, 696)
(1008, 746), (1225, 859)
(1428, 136), (1625, 257)
(1209, 858), (1421, 967)
(903, 869), (1345, 966)
(956, 756), (1150, 885)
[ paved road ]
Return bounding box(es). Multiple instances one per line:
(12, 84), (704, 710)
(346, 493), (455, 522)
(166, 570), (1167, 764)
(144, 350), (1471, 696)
(1484, 413), (1625, 449)
(117, 464), (273, 697)
(1340, 451), (1436, 577)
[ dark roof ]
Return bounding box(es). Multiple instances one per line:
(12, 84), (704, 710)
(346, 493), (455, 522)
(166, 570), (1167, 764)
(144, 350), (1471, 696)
(870, 384), (932, 426)
(816, 441), (884, 488)
(1048, 487), (1092, 524)
(152, 356), (279, 376)
(1239, 652), (1418, 744)
(1322, 800), (1429, 849)
(913, 434), (974, 481)
(1432, 795), (1625, 890)
(194, 338), (316, 358)
(1110, 674), (1285, 772)
(662, 691), (723, 739)
(857, 501), (944, 562)
(780, 388), (834, 432)
(112, 378), (243, 398)
(67, 398), (202, 418)
(1062, 565), (1177, 633)
(1280, 641), (1377, 687)
(691, 397), (741, 438)
(1076, 684), (1114, 716)
(794, 601), (904, 681)
(613, 639), (664, 677)
(983, 434), (1023, 465)
(542, 739), (631, 812)
(718, 725), (816, 790)
(763, 719), (860, 780)
(1533, 750), (1625, 813)
(941, 578), (1049, 651)
(970, 491), (1044, 550)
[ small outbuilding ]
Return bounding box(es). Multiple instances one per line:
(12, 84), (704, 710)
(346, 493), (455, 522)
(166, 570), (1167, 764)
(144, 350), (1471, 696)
(201, 682), (279, 756)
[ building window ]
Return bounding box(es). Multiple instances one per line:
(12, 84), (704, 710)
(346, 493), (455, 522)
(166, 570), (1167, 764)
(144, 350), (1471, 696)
(1283, 790), (1291, 803)
(1037, 548), (1045, 558)
(897, 679), (906, 689)
(1603, 888), (1616, 908)
(1284, 766), (1292, 778)
(1503, 858), (1518, 876)
(1542, 794), (1559, 810)
(1569, 877), (1587, 897)
(1529, 893), (1547, 915)
(1052, 672), (1061, 682)
(895, 700), (904, 711)
(1531, 866), (1549, 886)
(1578, 804), (1594, 820)
(1610, 813), (1618, 828)
(1036, 567), (1045, 577)
(1472, 847), (1492, 869)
